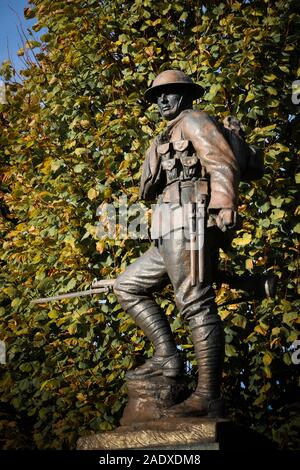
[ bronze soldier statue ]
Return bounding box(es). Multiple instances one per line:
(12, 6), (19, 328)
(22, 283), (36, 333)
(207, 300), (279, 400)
(113, 70), (275, 418)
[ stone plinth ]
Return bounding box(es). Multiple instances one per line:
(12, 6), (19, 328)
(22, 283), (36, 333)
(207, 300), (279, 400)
(77, 417), (224, 450)
(77, 418), (277, 451)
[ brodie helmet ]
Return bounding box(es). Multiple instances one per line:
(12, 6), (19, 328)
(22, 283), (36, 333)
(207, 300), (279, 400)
(145, 70), (203, 103)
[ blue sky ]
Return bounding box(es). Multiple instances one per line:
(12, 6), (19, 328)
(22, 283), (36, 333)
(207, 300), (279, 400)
(0, 0), (37, 73)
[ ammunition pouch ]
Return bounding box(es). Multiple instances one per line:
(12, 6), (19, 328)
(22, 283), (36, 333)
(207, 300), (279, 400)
(157, 140), (200, 185)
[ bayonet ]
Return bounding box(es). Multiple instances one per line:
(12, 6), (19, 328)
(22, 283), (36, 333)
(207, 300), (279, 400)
(31, 278), (115, 304)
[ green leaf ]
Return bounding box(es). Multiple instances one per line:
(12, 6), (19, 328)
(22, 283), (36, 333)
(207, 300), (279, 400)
(266, 86), (277, 95)
(225, 344), (238, 357)
(231, 314), (247, 329)
(66, 278), (77, 290)
(271, 209), (285, 220)
(11, 298), (22, 308)
(245, 92), (255, 103)
(73, 164), (86, 173)
(282, 311), (298, 325)
(293, 223), (300, 234)
(74, 148), (89, 156)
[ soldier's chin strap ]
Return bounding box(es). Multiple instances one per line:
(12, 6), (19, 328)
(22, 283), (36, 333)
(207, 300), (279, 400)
(177, 94), (194, 116)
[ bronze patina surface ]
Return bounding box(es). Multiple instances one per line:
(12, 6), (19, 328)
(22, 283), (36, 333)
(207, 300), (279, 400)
(113, 69), (270, 419)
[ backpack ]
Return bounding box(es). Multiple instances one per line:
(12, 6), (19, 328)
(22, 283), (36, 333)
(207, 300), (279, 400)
(220, 116), (264, 182)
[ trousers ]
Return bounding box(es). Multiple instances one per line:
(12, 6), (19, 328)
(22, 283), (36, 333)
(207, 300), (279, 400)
(114, 226), (226, 328)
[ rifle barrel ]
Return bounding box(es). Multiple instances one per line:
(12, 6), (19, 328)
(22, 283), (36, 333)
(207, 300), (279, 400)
(92, 278), (115, 288)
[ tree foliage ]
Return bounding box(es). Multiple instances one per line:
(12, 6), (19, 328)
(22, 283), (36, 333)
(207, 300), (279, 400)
(0, 0), (299, 449)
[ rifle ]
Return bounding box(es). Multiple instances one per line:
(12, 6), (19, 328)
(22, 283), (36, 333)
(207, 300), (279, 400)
(31, 279), (115, 304)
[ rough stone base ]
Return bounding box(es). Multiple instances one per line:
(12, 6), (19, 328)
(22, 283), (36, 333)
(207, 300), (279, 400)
(77, 417), (225, 450)
(77, 375), (276, 451)
(120, 376), (187, 426)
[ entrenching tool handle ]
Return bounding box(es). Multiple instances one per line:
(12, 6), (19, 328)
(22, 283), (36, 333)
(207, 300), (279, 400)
(188, 202), (197, 286)
(195, 175), (209, 285)
(197, 196), (206, 284)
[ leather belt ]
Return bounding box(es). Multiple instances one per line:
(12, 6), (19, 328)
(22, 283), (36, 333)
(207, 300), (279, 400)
(162, 180), (202, 204)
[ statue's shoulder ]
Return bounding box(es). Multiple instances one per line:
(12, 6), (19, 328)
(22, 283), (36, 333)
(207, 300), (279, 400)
(180, 109), (213, 132)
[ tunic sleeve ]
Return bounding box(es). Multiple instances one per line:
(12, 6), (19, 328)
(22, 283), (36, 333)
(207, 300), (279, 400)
(182, 110), (240, 210)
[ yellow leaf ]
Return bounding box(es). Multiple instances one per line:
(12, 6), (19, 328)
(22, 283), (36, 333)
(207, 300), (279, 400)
(263, 366), (272, 378)
(268, 99), (279, 108)
(74, 147), (89, 156)
(263, 73), (277, 82)
(76, 393), (86, 402)
(271, 327), (281, 336)
(279, 65), (289, 73)
(266, 86), (277, 95)
(67, 323), (77, 335)
(80, 120), (90, 128)
(254, 325), (267, 335)
(246, 259), (253, 270)
(104, 187), (112, 199)
(233, 232), (252, 246)
(261, 383), (271, 393)
(96, 240), (105, 254)
(11, 298), (22, 308)
(48, 310), (58, 319)
(263, 352), (273, 366)
(272, 208), (285, 220)
(245, 92), (255, 103)
(166, 304), (175, 316)
(253, 394), (266, 406)
(88, 188), (99, 200)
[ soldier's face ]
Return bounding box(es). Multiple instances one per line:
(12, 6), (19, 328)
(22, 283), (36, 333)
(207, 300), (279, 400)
(157, 88), (185, 120)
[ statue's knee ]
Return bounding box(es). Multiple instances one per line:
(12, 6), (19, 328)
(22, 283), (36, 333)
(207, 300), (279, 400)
(113, 274), (136, 303)
(113, 276), (125, 301)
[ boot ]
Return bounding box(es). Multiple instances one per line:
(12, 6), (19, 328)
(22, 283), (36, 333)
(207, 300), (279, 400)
(165, 318), (224, 418)
(126, 351), (182, 379)
(218, 271), (278, 299)
(125, 304), (183, 380)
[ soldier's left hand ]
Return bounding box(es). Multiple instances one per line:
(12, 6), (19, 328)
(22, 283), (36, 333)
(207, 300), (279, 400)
(216, 209), (236, 232)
